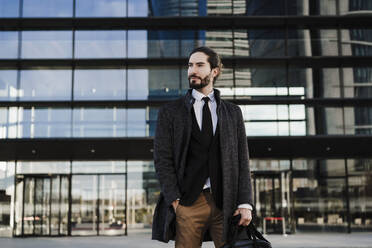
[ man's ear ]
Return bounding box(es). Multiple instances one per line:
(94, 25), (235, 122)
(212, 67), (219, 77)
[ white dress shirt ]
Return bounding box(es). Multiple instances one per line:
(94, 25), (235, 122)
(191, 89), (252, 210)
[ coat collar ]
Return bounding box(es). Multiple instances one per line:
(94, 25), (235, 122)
(184, 88), (221, 112)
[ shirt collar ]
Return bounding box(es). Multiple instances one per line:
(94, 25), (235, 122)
(191, 89), (215, 103)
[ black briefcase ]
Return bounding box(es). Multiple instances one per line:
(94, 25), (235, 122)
(221, 214), (272, 248)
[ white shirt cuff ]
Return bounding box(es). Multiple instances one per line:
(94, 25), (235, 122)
(237, 204), (253, 210)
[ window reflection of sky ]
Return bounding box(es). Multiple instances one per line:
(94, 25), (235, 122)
(23, 0), (73, 17)
(76, 0), (126, 17)
(0, 0), (19, 17)
(0, 70), (17, 100)
(22, 31), (72, 59)
(19, 70), (72, 100)
(74, 70), (126, 100)
(0, 32), (18, 59)
(75, 31), (126, 58)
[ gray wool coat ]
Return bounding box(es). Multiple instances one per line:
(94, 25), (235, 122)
(152, 88), (253, 243)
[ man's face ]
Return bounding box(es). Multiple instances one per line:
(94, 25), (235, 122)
(188, 52), (215, 89)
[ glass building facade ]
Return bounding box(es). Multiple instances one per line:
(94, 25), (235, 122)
(0, 0), (372, 237)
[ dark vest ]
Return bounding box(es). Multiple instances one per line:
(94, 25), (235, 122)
(179, 106), (223, 209)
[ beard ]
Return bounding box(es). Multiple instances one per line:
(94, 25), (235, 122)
(188, 73), (212, 89)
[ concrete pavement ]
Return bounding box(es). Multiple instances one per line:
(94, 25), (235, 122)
(1, 231), (372, 248)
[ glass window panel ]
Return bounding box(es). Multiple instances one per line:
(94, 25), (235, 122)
(312, 30), (339, 56)
(0, 0), (19, 17)
(72, 108), (126, 137)
(0, 161), (15, 236)
(22, 0), (73, 17)
(344, 29), (372, 56)
(287, 29), (312, 57)
(247, 29), (285, 57)
(72, 161), (126, 173)
(250, 159), (290, 171)
(290, 121), (306, 135)
(146, 67), (180, 99)
(128, 30), (148, 58)
(21, 31), (72, 59)
(148, 30), (181, 58)
(293, 159), (348, 232)
(234, 29), (249, 56)
(17, 108), (71, 138)
(347, 159), (372, 230)
(7, 107), (18, 138)
(128, 0), (148, 17)
(75, 0), (126, 17)
(75, 31), (126, 58)
(240, 105), (289, 121)
(289, 105), (305, 120)
(74, 69), (126, 100)
(128, 108), (146, 137)
(17, 161), (70, 174)
(205, 30), (234, 57)
(0, 70), (18, 101)
(19, 70), (72, 101)
(127, 161), (160, 230)
(345, 67), (372, 99)
(0, 32), (18, 59)
(245, 122), (280, 136)
(0, 108), (7, 139)
(128, 69), (149, 100)
(246, 0), (310, 16)
(148, 107), (159, 137)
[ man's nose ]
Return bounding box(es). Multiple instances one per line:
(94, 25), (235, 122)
(189, 65), (198, 75)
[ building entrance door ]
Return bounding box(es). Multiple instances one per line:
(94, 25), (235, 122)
(253, 171), (292, 234)
(14, 175), (69, 237)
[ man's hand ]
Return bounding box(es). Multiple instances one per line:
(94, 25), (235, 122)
(172, 199), (179, 212)
(233, 208), (252, 226)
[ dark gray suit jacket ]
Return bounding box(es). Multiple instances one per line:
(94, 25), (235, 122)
(152, 89), (253, 243)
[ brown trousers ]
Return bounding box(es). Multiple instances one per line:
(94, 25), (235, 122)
(175, 191), (225, 248)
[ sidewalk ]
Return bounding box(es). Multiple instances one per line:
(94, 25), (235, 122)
(1, 232), (372, 248)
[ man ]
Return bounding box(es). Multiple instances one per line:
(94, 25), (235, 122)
(152, 46), (253, 248)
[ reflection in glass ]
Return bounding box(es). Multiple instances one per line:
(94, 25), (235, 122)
(72, 108), (126, 137)
(99, 175), (126, 235)
(127, 161), (160, 230)
(0, 161), (15, 237)
(74, 70), (126, 100)
(147, 67), (180, 99)
(72, 161), (126, 174)
(0, 32), (18, 59)
(128, 0), (148, 17)
(0, 108), (7, 139)
(17, 161), (70, 174)
(75, 31), (126, 58)
(23, 0), (73, 17)
(21, 31), (72, 59)
(76, 0), (126, 17)
(0, 0), (19, 17)
(0, 70), (17, 101)
(293, 159), (348, 232)
(128, 69), (149, 99)
(347, 159), (372, 231)
(20, 70), (72, 100)
(128, 31), (147, 58)
(17, 108), (71, 138)
(128, 109), (147, 137)
(71, 175), (98, 236)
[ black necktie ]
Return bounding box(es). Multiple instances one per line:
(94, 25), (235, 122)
(202, 97), (213, 145)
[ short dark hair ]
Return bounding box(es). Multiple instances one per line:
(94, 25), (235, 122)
(189, 46), (223, 83)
